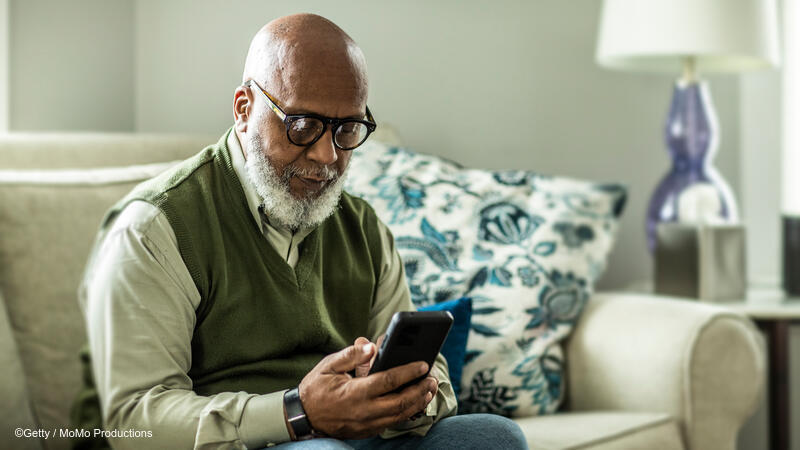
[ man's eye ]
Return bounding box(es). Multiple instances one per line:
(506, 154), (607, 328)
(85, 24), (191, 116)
(339, 123), (358, 134)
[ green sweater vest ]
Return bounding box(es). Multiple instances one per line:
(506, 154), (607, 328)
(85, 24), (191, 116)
(72, 129), (383, 445)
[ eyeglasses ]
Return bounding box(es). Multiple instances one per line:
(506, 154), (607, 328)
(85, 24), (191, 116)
(245, 79), (377, 151)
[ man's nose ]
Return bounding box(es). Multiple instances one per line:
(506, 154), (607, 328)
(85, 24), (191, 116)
(306, 128), (338, 166)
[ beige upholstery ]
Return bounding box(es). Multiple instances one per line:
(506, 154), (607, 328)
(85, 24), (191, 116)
(0, 131), (764, 450)
(0, 134), (207, 450)
(0, 163), (189, 448)
(565, 293), (765, 450)
(515, 412), (682, 450)
(0, 132), (216, 169)
(0, 289), (41, 450)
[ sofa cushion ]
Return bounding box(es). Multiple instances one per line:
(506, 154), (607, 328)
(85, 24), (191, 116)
(0, 133), (214, 170)
(0, 160), (181, 443)
(0, 289), (42, 450)
(345, 142), (626, 417)
(513, 411), (683, 450)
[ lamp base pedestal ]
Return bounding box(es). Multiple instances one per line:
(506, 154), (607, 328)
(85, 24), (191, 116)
(784, 215), (800, 296)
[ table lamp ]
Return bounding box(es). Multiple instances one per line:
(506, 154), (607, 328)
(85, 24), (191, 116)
(595, 0), (780, 252)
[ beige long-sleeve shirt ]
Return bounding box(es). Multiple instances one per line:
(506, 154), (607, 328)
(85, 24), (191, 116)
(78, 130), (457, 449)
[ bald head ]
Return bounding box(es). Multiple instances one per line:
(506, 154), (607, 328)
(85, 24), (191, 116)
(233, 14), (371, 229)
(242, 14), (368, 107)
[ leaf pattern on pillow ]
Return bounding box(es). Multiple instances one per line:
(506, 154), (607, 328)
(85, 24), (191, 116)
(345, 143), (625, 417)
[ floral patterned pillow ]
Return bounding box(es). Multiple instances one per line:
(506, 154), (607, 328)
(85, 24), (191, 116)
(345, 141), (626, 417)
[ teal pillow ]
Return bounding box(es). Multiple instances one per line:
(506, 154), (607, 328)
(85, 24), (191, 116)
(418, 297), (472, 397)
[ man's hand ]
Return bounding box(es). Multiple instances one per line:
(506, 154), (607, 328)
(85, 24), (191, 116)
(296, 337), (438, 439)
(353, 336), (437, 421)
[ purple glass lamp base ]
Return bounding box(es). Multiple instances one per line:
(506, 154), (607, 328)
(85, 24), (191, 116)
(646, 80), (739, 252)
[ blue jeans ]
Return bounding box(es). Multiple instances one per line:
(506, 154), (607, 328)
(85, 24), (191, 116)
(270, 413), (528, 449)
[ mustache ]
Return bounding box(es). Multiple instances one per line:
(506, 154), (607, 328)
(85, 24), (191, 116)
(281, 164), (339, 183)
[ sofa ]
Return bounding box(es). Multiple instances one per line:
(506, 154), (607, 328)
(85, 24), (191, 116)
(0, 130), (765, 450)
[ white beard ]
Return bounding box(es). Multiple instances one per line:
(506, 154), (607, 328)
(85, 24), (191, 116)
(244, 132), (348, 231)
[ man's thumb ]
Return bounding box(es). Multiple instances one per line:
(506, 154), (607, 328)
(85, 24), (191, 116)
(327, 340), (373, 373)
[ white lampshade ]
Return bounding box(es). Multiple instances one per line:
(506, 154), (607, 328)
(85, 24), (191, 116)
(596, 0), (780, 73)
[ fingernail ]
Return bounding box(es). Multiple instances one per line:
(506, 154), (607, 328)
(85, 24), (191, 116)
(425, 392), (433, 402)
(429, 379), (437, 390)
(419, 363), (429, 375)
(362, 344), (371, 355)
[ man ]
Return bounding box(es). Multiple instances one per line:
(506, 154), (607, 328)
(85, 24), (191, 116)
(74, 13), (527, 449)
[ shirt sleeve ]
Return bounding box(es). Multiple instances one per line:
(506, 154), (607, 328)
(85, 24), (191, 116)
(79, 201), (290, 450)
(367, 219), (459, 439)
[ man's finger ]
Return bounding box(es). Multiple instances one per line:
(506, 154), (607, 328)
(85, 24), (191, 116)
(325, 341), (374, 374)
(426, 375), (438, 398)
(359, 379), (435, 428)
(359, 335), (384, 377)
(369, 335), (385, 368)
(360, 361), (428, 397)
(355, 342), (376, 377)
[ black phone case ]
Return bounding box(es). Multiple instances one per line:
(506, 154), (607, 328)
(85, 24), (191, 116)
(368, 311), (453, 393)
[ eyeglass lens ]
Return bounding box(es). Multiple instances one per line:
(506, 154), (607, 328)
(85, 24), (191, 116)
(287, 118), (369, 150)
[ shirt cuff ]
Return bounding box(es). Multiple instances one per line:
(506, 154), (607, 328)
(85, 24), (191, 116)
(238, 390), (291, 449)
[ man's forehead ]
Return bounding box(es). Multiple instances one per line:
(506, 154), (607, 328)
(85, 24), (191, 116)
(274, 85), (367, 117)
(264, 54), (367, 113)
(274, 42), (365, 84)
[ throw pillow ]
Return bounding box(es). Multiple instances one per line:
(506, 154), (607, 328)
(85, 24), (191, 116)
(345, 141), (626, 417)
(418, 297), (472, 398)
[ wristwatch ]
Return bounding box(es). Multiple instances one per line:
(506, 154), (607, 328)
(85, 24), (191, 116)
(283, 387), (314, 440)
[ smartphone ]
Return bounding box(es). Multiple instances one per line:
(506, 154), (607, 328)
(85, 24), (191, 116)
(368, 311), (453, 393)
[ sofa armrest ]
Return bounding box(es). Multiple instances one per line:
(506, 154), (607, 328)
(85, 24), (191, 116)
(564, 292), (766, 450)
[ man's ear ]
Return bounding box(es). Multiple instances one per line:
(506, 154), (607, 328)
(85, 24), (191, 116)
(233, 85), (251, 133)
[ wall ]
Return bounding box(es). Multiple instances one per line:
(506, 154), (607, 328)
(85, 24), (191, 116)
(8, 0), (134, 131)
(740, 71), (783, 287)
(735, 0), (793, 447)
(132, 0), (742, 291)
(0, 0), (8, 131)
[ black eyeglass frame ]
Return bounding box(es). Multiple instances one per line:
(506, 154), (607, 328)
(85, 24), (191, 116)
(245, 79), (377, 151)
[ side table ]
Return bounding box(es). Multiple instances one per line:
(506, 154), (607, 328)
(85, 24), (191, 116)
(716, 290), (800, 450)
